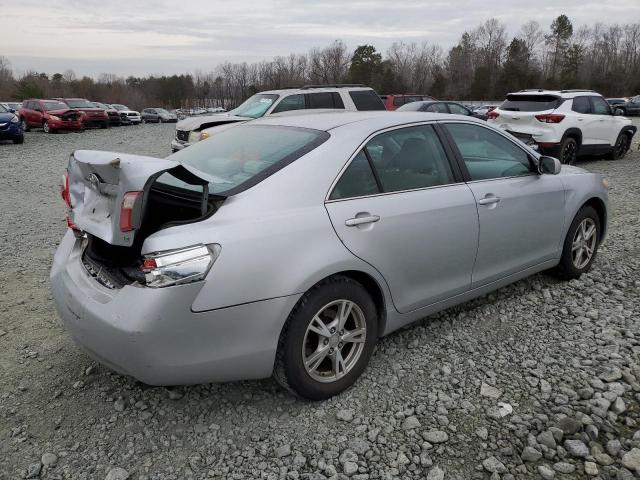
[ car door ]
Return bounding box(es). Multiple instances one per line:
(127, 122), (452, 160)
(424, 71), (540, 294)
(572, 96), (599, 145)
(589, 96), (619, 145)
(325, 124), (479, 313)
(24, 101), (36, 126)
(443, 122), (566, 287)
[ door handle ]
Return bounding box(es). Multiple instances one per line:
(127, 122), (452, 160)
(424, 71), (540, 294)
(577, 117), (584, 121)
(477, 196), (501, 205)
(345, 215), (380, 227)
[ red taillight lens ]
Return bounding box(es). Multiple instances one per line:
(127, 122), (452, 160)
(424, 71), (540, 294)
(535, 113), (565, 123)
(120, 191), (143, 232)
(60, 171), (72, 208)
(487, 110), (499, 120)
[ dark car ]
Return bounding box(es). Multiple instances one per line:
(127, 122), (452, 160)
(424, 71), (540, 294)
(19, 100), (84, 134)
(141, 108), (178, 123)
(396, 100), (487, 119)
(53, 98), (109, 128)
(93, 102), (121, 126)
(380, 94), (435, 111)
(607, 97), (640, 116)
(0, 103), (24, 144)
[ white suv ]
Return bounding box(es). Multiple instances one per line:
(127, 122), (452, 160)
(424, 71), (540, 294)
(171, 85), (385, 152)
(487, 89), (636, 164)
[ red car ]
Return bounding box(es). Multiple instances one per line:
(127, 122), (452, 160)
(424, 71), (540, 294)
(53, 98), (109, 129)
(19, 99), (84, 134)
(380, 94), (435, 111)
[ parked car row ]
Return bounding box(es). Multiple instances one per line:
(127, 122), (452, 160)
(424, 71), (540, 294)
(606, 96), (640, 116)
(0, 98), (176, 143)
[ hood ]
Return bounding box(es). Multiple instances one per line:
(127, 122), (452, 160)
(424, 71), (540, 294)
(558, 164), (589, 175)
(47, 108), (81, 117)
(176, 113), (247, 131)
(120, 109), (140, 115)
(0, 112), (17, 122)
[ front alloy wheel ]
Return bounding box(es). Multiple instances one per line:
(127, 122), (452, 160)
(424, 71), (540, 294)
(571, 218), (597, 269)
(43, 120), (51, 133)
(274, 276), (378, 400)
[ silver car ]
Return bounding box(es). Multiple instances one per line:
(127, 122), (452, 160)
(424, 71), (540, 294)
(51, 112), (609, 400)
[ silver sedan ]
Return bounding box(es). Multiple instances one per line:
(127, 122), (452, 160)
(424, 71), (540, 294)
(51, 112), (609, 399)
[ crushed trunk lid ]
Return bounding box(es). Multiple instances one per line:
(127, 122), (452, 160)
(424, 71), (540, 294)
(67, 150), (209, 247)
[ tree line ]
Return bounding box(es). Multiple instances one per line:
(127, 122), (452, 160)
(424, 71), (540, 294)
(1, 15), (639, 111)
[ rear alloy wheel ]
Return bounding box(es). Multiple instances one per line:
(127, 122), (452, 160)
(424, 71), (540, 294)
(21, 119), (30, 132)
(274, 276), (378, 400)
(606, 132), (631, 160)
(555, 206), (600, 279)
(559, 137), (578, 165)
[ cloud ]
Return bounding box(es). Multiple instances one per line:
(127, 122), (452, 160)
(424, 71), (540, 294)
(3, 0), (640, 76)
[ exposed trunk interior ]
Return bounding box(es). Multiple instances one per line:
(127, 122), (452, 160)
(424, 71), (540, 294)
(82, 171), (223, 288)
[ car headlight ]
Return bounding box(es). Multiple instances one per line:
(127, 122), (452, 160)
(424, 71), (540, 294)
(141, 244), (220, 288)
(602, 178), (609, 190)
(199, 131), (210, 141)
(49, 115), (60, 121)
(10, 115), (19, 123)
(188, 131), (201, 143)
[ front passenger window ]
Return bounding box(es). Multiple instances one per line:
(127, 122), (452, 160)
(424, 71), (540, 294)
(591, 97), (612, 115)
(272, 94), (305, 113)
(445, 123), (532, 180)
(329, 151), (379, 200)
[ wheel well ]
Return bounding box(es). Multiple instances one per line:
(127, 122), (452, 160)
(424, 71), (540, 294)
(582, 197), (607, 241)
(564, 129), (582, 147)
(323, 271), (387, 336)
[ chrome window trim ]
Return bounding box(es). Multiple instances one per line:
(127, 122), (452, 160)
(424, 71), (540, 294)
(325, 120), (460, 203)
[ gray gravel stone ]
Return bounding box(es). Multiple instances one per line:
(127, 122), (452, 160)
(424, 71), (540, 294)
(422, 430), (448, 444)
(564, 439), (589, 458)
(521, 446), (542, 462)
(105, 467), (129, 480)
(482, 456), (506, 473)
(621, 448), (640, 472)
(426, 466), (444, 480)
(40, 453), (57, 467)
(538, 464), (555, 479)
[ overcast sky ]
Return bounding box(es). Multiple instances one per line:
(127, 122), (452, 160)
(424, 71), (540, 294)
(3, 0), (640, 77)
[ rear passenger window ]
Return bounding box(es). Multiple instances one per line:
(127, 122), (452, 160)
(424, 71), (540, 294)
(365, 125), (454, 192)
(329, 151), (379, 200)
(332, 93), (345, 109)
(349, 90), (386, 111)
(424, 103), (448, 113)
(308, 93), (335, 109)
(572, 97), (591, 114)
(445, 123), (532, 180)
(272, 94), (305, 113)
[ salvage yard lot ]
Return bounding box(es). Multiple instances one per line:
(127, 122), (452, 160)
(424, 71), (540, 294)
(1, 121), (639, 479)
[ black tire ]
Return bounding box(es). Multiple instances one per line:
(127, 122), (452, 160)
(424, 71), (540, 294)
(13, 135), (24, 144)
(273, 276), (378, 400)
(554, 206), (600, 280)
(101, 121), (109, 129)
(555, 136), (578, 165)
(158, 117), (163, 123)
(614, 108), (625, 116)
(21, 119), (30, 132)
(605, 132), (631, 160)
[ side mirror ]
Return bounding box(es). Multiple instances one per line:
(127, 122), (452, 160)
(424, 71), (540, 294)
(539, 156), (562, 175)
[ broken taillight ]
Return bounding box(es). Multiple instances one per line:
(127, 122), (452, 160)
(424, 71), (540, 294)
(60, 171), (71, 208)
(119, 191), (143, 232)
(487, 110), (499, 120)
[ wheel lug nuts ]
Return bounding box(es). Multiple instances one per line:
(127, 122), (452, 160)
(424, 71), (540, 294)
(329, 348), (334, 354)
(323, 339), (329, 345)
(338, 342), (343, 348)
(330, 328), (336, 334)
(339, 330), (344, 335)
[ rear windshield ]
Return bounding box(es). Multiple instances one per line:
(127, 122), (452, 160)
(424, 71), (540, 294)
(349, 90), (386, 111)
(164, 125), (329, 195)
(501, 94), (561, 112)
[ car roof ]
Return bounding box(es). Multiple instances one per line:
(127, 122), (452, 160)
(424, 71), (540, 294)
(257, 86), (375, 95)
(250, 111), (481, 132)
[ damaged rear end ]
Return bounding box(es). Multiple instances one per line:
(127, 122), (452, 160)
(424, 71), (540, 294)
(62, 150), (223, 289)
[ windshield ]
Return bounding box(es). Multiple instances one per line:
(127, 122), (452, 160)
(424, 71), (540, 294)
(157, 108), (171, 114)
(43, 101), (69, 111)
(0, 105), (7, 113)
(231, 94), (278, 118)
(501, 95), (561, 112)
(112, 104), (128, 111)
(163, 125), (328, 195)
(64, 99), (96, 108)
(93, 102), (109, 109)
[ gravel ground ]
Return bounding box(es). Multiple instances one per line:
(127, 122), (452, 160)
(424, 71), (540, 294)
(0, 121), (639, 480)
